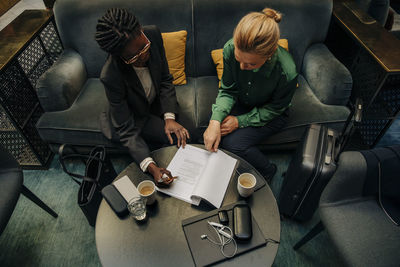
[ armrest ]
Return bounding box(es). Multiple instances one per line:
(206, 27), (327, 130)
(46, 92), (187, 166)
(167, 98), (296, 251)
(36, 49), (87, 112)
(319, 151), (367, 206)
(301, 43), (352, 106)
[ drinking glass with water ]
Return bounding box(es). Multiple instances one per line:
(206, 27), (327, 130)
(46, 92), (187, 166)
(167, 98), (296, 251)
(127, 196), (147, 221)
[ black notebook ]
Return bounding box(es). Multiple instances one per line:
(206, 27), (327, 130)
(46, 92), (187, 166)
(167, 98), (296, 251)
(182, 201), (266, 266)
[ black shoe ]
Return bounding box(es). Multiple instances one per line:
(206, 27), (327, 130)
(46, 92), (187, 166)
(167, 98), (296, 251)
(263, 163), (277, 184)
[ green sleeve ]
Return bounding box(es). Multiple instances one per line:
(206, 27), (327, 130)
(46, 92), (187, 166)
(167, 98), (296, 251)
(236, 75), (298, 127)
(210, 44), (237, 122)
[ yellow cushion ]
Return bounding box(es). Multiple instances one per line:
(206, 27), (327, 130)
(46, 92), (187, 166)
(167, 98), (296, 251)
(211, 39), (290, 84)
(161, 30), (187, 85)
(277, 39), (289, 52)
(211, 49), (224, 85)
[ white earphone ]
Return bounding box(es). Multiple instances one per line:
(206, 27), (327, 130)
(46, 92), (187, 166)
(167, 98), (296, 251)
(201, 220), (237, 258)
(208, 221), (224, 228)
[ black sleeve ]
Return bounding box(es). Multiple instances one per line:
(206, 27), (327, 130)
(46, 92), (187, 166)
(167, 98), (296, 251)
(101, 76), (151, 165)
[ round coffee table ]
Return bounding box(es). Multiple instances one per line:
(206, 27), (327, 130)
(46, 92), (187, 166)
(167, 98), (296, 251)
(95, 145), (280, 266)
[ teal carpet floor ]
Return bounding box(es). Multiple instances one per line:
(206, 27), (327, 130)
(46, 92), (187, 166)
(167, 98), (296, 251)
(0, 152), (344, 267)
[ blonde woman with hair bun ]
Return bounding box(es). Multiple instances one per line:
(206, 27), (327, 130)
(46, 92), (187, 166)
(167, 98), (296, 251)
(203, 8), (298, 184)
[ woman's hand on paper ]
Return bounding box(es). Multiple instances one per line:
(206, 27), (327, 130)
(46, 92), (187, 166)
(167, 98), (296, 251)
(148, 163), (174, 187)
(220, 115), (238, 136)
(164, 119), (190, 148)
(203, 120), (221, 152)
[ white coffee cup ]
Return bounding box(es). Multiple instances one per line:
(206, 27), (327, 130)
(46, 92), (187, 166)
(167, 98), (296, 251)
(137, 180), (156, 205)
(237, 173), (256, 197)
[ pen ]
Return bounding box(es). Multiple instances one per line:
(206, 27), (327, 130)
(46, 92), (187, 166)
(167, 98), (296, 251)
(158, 175), (178, 183)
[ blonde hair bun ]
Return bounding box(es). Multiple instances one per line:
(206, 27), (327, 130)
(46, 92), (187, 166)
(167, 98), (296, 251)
(262, 8), (282, 23)
(233, 7), (281, 58)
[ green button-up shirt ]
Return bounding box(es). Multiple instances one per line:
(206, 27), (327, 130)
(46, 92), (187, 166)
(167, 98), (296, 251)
(211, 39), (298, 128)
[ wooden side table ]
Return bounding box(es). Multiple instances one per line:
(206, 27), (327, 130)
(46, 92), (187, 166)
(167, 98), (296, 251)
(326, 0), (400, 149)
(0, 0), (20, 17)
(0, 9), (63, 168)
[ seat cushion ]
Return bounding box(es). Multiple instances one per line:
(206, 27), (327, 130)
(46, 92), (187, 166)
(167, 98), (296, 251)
(36, 78), (117, 148)
(285, 75), (350, 129)
(37, 78), (198, 150)
(194, 76), (220, 128)
(320, 198), (400, 267)
(263, 75), (350, 145)
(175, 77), (197, 133)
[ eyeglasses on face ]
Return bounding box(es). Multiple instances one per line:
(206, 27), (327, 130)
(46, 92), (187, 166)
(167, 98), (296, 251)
(122, 32), (151, 64)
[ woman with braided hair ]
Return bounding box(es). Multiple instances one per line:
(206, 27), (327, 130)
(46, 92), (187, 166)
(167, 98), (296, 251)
(203, 8), (298, 184)
(95, 8), (190, 186)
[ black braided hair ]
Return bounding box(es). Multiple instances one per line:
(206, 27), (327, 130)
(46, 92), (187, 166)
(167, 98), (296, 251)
(95, 8), (141, 55)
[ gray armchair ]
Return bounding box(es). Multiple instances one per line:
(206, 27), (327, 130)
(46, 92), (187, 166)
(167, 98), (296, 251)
(36, 0), (352, 152)
(0, 145), (57, 235)
(294, 148), (400, 267)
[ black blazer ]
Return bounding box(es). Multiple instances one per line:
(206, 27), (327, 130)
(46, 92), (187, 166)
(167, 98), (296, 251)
(100, 25), (178, 164)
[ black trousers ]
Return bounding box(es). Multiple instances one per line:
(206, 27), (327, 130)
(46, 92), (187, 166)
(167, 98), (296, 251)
(140, 114), (171, 148)
(221, 105), (288, 176)
(105, 112), (173, 153)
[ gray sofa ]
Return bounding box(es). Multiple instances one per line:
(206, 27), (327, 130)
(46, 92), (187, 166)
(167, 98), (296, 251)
(36, 0), (352, 153)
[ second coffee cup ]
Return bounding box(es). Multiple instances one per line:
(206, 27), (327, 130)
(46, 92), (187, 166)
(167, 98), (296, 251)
(237, 173), (256, 197)
(137, 180), (156, 205)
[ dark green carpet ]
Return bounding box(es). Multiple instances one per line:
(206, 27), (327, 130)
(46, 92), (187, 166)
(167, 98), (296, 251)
(0, 152), (344, 266)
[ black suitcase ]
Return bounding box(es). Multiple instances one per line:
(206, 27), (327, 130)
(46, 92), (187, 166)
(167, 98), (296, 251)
(279, 99), (362, 221)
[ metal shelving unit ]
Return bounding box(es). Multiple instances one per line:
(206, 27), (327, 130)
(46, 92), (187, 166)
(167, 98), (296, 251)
(0, 10), (62, 168)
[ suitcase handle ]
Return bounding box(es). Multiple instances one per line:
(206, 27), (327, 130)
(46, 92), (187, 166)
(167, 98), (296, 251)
(335, 98), (363, 162)
(325, 130), (336, 164)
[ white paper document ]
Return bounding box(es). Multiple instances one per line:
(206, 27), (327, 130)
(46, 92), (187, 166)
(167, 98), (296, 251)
(157, 145), (237, 208)
(113, 175), (139, 202)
